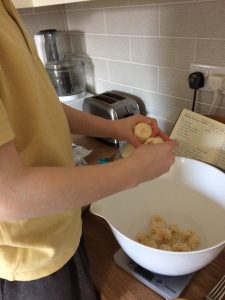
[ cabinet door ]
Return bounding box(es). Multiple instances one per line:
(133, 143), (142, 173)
(12, 0), (34, 8)
(12, 0), (91, 9)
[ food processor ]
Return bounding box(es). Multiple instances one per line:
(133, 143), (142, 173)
(34, 29), (87, 103)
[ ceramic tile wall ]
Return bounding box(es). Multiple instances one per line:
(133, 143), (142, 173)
(19, 5), (68, 34)
(19, 0), (225, 133)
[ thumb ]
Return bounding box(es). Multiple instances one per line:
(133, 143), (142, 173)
(128, 135), (142, 148)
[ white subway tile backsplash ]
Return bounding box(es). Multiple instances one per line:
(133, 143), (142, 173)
(131, 37), (195, 69)
(67, 9), (105, 34)
(105, 6), (159, 36)
(83, 35), (130, 61)
(91, 78), (132, 95)
(66, 0), (129, 10)
(208, 105), (225, 116)
(34, 5), (65, 12)
(199, 91), (225, 107)
(21, 12), (67, 35)
(132, 88), (190, 121)
(83, 0), (129, 8)
(17, 7), (33, 14)
(195, 39), (225, 66)
(85, 57), (109, 80)
(65, 3), (84, 10)
(194, 102), (209, 115)
(160, 1), (225, 38)
(159, 68), (192, 99)
(109, 61), (158, 91)
(156, 119), (174, 135)
(69, 33), (87, 54)
(130, 0), (192, 4)
(18, 0), (225, 132)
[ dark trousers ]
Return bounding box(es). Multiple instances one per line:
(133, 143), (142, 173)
(0, 238), (100, 300)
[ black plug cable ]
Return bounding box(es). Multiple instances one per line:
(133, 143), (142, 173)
(188, 72), (205, 111)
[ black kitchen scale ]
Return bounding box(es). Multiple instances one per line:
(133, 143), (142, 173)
(114, 249), (193, 299)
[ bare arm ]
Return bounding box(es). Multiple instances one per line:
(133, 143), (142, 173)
(0, 139), (177, 221)
(62, 103), (117, 138)
(62, 103), (167, 147)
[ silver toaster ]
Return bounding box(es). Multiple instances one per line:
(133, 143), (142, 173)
(83, 92), (140, 145)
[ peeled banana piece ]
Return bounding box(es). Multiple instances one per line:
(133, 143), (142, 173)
(121, 122), (165, 158)
(121, 143), (135, 158)
(144, 136), (164, 144)
(134, 122), (152, 143)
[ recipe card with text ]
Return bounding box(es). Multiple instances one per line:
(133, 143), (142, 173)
(170, 109), (225, 170)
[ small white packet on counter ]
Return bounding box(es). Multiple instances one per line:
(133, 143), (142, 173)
(72, 143), (93, 166)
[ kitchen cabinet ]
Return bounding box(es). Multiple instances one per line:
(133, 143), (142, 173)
(12, 0), (91, 9)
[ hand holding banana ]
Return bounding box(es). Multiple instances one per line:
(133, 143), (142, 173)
(122, 122), (166, 158)
(120, 120), (178, 182)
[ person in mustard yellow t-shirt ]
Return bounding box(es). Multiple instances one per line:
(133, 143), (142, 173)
(0, 0), (178, 299)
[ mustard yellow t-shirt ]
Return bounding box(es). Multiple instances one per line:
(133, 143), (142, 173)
(0, 0), (82, 281)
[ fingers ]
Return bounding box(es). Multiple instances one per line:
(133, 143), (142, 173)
(121, 115), (173, 149)
(146, 118), (159, 137)
(131, 136), (143, 148)
(166, 139), (179, 149)
(132, 115), (169, 141)
(158, 129), (170, 141)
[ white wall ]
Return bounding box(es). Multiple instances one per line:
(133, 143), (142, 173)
(19, 0), (225, 133)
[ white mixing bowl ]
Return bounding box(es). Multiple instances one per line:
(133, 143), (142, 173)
(90, 157), (225, 276)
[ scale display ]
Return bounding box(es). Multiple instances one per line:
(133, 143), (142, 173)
(114, 249), (193, 300)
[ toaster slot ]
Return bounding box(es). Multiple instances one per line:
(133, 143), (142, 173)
(94, 95), (116, 104)
(104, 92), (124, 100)
(93, 92), (125, 104)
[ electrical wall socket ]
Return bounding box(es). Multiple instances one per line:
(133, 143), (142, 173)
(189, 63), (225, 92)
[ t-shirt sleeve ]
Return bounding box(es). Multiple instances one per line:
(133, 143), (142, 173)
(0, 98), (15, 145)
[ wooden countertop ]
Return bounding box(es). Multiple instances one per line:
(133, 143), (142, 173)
(72, 135), (225, 300)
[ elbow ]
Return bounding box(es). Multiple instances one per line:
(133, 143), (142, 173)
(0, 165), (32, 221)
(0, 176), (27, 221)
(0, 196), (24, 221)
